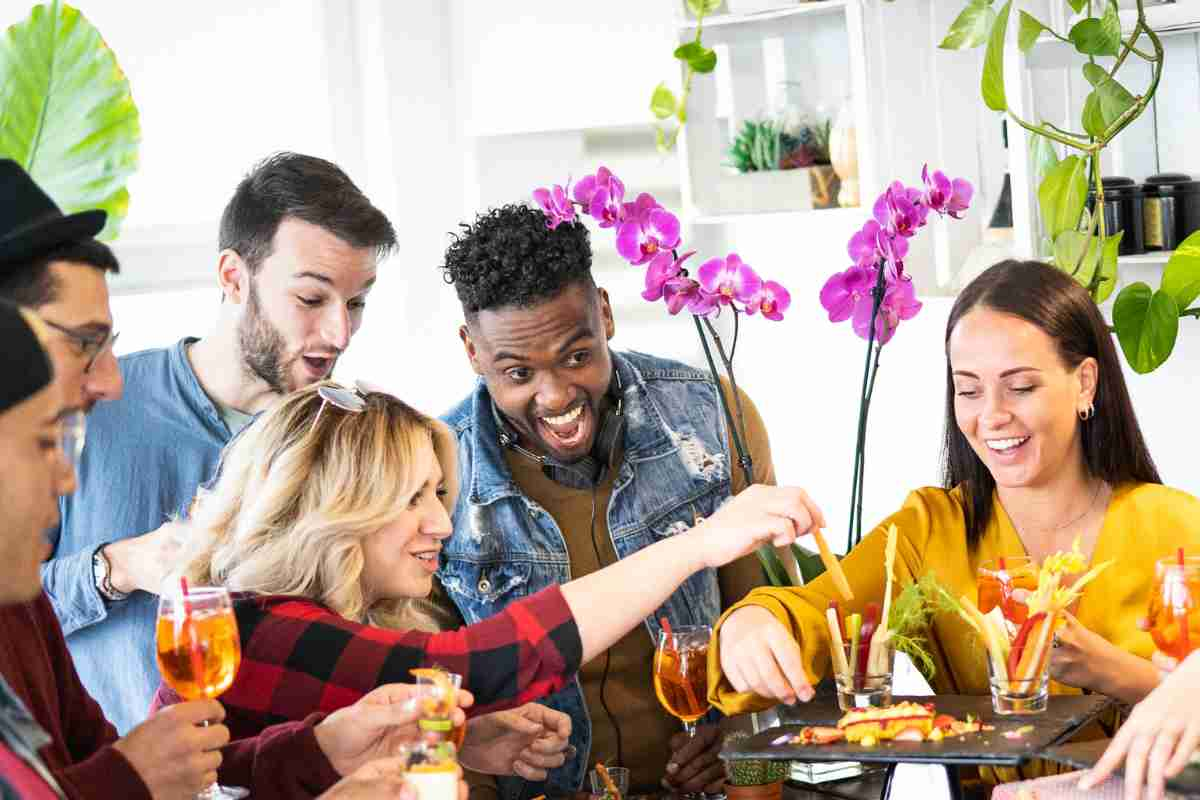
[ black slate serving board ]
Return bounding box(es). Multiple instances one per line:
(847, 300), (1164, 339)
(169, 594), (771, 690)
(721, 694), (1112, 767)
(1040, 738), (1200, 796)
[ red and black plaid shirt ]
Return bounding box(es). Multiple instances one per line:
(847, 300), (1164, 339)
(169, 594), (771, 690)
(151, 584), (581, 741)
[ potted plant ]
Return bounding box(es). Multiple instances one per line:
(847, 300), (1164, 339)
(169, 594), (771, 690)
(723, 733), (789, 800)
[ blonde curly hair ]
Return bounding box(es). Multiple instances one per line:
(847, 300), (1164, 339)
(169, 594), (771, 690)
(177, 382), (459, 625)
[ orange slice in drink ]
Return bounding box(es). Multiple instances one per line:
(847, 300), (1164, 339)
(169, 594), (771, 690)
(411, 668), (456, 717)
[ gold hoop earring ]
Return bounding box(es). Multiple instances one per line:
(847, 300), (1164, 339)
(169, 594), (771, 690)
(1078, 403), (1095, 421)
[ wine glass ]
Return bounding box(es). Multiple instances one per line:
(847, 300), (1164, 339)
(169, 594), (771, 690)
(654, 624), (713, 798)
(156, 586), (246, 800)
(1147, 555), (1200, 661)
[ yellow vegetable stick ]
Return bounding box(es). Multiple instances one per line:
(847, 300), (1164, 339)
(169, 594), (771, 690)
(868, 525), (899, 673)
(826, 607), (851, 677)
(812, 528), (854, 601)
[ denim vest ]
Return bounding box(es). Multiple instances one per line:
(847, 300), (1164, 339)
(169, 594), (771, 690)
(439, 351), (732, 799)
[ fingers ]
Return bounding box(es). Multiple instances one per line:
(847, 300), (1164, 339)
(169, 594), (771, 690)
(169, 699), (226, 725)
(1152, 652), (1179, 674)
(667, 725), (718, 774)
(457, 689), (475, 709)
(195, 720), (231, 751)
(670, 732), (723, 788)
(1122, 729), (1154, 800)
(513, 760), (551, 781)
(757, 485), (826, 532)
(1080, 725), (1132, 790)
(1163, 722), (1200, 777)
(1145, 729), (1179, 800)
(676, 761), (726, 794)
(769, 624), (815, 703)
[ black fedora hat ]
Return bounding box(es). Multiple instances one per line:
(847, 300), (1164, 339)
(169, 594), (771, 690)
(0, 159), (107, 271)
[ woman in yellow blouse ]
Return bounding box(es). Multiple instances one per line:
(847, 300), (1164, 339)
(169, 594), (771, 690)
(709, 259), (1200, 715)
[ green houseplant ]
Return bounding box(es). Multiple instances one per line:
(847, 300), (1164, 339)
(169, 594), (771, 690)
(723, 733), (789, 800)
(0, 0), (141, 240)
(937, 0), (1200, 373)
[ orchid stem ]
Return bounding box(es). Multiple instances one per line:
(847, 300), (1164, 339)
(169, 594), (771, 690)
(846, 265), (887, 552)
(704, 316), (750, 446)
(693, 315), (787, 586)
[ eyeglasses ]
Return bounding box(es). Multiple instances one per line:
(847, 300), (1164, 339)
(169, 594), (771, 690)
(42, 320), (120, 374)
(59, 409), (86, 471)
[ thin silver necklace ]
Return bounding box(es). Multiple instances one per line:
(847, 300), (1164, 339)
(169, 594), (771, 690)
(1009, 479), (1107, 537)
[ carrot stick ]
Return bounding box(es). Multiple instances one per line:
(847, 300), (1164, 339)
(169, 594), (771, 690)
(811, 528), (854, 602)
(1016, 611), (1057, 684)
(595, 763), (622, 800)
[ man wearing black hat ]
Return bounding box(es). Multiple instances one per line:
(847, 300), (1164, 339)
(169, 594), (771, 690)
(0, 198), (463, 800)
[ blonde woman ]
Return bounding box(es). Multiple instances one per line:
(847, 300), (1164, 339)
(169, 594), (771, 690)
(152, 382), (821, 778)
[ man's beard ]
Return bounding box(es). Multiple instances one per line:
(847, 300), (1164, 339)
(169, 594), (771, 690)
(238, 279), (293, 395)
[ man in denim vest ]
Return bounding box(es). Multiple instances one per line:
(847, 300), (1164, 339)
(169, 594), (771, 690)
(435, 205), (782, 800)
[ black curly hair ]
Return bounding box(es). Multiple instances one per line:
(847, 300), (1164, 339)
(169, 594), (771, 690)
(441, 203), (593, 316)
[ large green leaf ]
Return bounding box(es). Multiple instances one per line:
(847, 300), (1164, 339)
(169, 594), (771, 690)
(1053, 230), (1100, 286)
(1066, 0), (1087, 11)
(0, 0), (140, 240)
(981, 1), (1011, 111)
(939, 1), (997, 50)
(1038, 155), (1089, 239)
(1018, 11), (1049, 52)
(1028, 130), (1059, 187)
(1081, 64), (1136, 138)
(1113, 283), (1179, 374)
(1069, 5), (1121, 58)
(650, 82), (677, 120)
(1093, 232), (1122, 303)
(1160, 230), (1200, 311)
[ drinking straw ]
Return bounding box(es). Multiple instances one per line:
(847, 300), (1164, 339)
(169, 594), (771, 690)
(1179, 548), (1191, 654)
(178, 577), (207, 697)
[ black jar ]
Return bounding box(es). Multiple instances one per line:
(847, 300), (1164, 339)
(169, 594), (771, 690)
(1142, 173), (1200, 251)
(1087, 176), (1144, 256)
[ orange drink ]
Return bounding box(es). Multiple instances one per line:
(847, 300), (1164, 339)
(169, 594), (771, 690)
(653, 624), (710, 730)
(977, 556), (1038, 625)
(156, 608), (241, 700)
(1147, 556), (1200, 660)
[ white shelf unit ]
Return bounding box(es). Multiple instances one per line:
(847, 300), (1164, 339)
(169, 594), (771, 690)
(673, 0), (877, 223)
(1006, 0), (1200, 280)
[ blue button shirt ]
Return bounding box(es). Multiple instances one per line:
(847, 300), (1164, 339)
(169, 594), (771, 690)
(41, 338), (232, 733)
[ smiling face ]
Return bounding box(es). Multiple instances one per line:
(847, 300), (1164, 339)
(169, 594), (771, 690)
(461, 281), (616, 463)
(230, 218), (378, 395)
(948, 307), (1098, 491)
(360, 441), (453, 602)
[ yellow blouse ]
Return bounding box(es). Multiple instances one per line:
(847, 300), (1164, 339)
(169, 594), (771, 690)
(709, 481), (1200, 714)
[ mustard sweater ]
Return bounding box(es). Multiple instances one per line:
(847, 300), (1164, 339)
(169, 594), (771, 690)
(709, 482), (1200, 713)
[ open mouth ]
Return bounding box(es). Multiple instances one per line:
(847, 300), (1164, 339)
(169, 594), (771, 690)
(302, 355), (334, 377)
(537, 404), (590, 450)
(410, 548), (440, 573)
(986, 436), (1030, 454)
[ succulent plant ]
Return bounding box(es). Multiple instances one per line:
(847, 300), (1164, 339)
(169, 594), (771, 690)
(726, 119), (783, 173)
(723, 733), (789, 786)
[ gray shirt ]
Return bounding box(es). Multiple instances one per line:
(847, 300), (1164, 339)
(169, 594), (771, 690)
(41, 338), (233, 733)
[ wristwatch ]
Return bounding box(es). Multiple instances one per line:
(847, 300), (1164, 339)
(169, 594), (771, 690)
(92, 545), (129, 603)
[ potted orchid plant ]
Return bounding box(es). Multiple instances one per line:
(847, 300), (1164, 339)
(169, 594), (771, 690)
(820, 167), (973, 550)
(533, 167), (818, 586)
